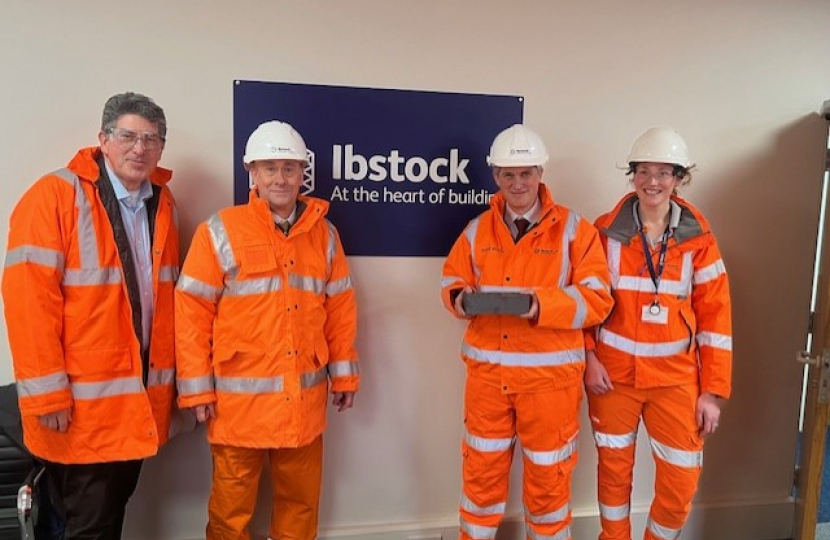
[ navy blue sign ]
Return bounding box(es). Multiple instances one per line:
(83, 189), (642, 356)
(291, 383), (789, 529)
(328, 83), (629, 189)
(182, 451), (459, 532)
(233, 81), (523, 256)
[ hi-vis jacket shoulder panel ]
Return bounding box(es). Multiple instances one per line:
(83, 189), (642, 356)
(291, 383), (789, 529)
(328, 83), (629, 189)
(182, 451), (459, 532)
(2, 147), (179, 464)
(441, 184), (614, 393)
(175, 191), (359, 448)
(592, 193), (732, 397)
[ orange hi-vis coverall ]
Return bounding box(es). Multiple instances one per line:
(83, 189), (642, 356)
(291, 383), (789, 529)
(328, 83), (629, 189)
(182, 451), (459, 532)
(175, 190), (358, 540)
(442, 184), (614, 540)
(588, 193), (732, 540)
(2, 147), (179, 464)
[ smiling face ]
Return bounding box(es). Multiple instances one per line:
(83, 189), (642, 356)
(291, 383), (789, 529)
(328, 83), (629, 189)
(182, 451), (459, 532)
(632, 162), (681, 211)
(493, 166), (542, 215)
(98, 114), (164, 191)
(249, 159), (304, 218)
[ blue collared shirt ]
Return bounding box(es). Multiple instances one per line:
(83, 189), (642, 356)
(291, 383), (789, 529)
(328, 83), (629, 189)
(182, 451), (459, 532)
(104, 161), (154, 352)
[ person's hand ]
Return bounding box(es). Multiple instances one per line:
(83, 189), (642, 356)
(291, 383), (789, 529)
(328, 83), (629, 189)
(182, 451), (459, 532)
(584, 350), (614, 395)
(38, 408), (72, 432)
(453, 287), (473, 318)
(332, 392), (355, 412)
(192, 403), (216, 423)
(519, 292), (539, 321)
(696, 392), (724, 437)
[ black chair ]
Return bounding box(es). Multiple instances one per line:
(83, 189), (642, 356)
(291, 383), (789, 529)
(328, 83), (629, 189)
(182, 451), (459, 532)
(0, 430), (36, 540)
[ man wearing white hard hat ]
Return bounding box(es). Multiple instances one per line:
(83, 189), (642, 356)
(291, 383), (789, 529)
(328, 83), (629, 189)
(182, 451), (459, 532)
(585, 127), (732, 540)
(441, 124), (613, 540)
(175, 121), (359, 540)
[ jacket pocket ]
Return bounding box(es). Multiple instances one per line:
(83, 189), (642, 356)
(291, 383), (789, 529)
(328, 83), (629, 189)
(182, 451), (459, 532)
(212, 346), (268, 374)
(313, 334), (330, 367)
(65, 346), (132, 376)
(239, 244), (278, 275)
(679, 303), (697, 353)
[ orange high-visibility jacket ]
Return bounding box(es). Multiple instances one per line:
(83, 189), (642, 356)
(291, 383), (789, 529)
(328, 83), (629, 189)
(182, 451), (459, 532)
(592, 193), (732, 398)
(175, 191), (359, 448)
(441, 184), (614, 393)
(2, 147), (179, 464)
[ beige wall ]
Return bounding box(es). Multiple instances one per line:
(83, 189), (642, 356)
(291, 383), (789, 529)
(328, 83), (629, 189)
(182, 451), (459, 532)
(1, 1), (829, 539)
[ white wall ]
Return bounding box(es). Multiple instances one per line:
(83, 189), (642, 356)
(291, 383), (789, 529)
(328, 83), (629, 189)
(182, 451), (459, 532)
(1, 1), (829, 539)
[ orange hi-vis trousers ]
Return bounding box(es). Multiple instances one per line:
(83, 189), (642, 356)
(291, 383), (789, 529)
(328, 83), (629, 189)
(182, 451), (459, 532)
(460, 376), (581, 540)
(588, 383), (704, 540)
(207, 436), (323, 540)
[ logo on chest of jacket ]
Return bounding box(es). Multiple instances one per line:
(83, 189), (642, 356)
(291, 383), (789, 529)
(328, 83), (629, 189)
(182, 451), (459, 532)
(533, 248), (558, 255)
(481, 246), (504, 254)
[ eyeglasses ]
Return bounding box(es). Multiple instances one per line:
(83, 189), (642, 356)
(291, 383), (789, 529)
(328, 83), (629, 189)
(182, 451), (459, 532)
(257, 162), (302, 180)
(634, 170), (676, 182)
(107, 128), (165, 151)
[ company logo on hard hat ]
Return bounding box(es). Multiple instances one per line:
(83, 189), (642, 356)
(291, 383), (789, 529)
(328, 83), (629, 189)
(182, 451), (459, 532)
(511, 149), (532, 155)
(301, 149), (315, 196)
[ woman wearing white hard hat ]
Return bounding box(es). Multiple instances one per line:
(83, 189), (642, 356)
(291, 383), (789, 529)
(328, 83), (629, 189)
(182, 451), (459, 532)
(585, 127), (733, 540)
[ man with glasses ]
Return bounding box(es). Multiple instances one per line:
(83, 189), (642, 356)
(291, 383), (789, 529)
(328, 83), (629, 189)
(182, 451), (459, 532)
(441, 124), (613, 540)
(2, 92), (180, 539)
(175, 120), (359, 540)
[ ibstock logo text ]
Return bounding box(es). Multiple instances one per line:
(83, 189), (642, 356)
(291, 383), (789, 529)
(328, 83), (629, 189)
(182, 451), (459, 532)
(331, 144), (470, 184)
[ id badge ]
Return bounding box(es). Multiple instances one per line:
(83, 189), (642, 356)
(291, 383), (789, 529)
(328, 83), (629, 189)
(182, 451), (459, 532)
(641, 304), (669, 324)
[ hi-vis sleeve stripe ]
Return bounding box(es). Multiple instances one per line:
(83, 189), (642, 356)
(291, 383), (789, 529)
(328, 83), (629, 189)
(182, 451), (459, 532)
(177, 375), (215, 396)
(594, 430), (637, 449)
(693, 259), (727, 284)
(523, 440), (577, 466)
(650, 438), (703, 468)
(462, 342), (584, 367)
(17, 371), (69, 397)
(177, 275), (223, 301)
(4, 246), (65, 271)
(54, 169), (99, 270)
(557, 210), (581, 288)
(599, 502), (630, 521)
(607, 239), (621, 287)
(461, 492), (506, 516)
(599, 329), (689, 357)
(465, 430), (515, 453)
(326, 276), (353, 296)
(328, 361), (360, 378)
(696, 331), (732, 351)
(207, 213), (238, 277)
(562, 286), (587, 328)
(71, 377), (143, 400)
(466, 216), (482, 282)
(525, 502), (569, 524)
(441, 276), (465, 289)
(647, 517), (682, 540)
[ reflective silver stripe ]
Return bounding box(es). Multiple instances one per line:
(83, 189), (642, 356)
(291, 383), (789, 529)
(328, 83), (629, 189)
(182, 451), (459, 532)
(16, 372), (69, 397)
(5, 246), (65, 271)
(461, 492), (506, 516)
(290, 273), (326, 295)
(557, 210), (580, 289)
(599, 329), (689, 357)
(325, 220), (337, 275)
(147, 368), (175, 387)
(527, 525), (571, 540)
(328, 361), (359, 378)
(594, 430), (637, 449)
(599, 502), (630, 521)
(326, 275), (353, 296)
(465, 430), (514, 453)
(696, 331), (732, 351)
(680, 252), (694, 293)
(442, 276), (465, 289)
(466, 217), (482, 282)
(215, 376), (284, 394)
(207, 213), (238, 277)
(301, 367), (328, 389)
(579, 276), (609, 291)
(54, 169), (100, 271)
(462, 342), (584, 367)
(616, 276), (689, 296)
(562, 286), (587, 328)
(479, 285), (528, 293)
(177, 375), (215, 396)
(71, 377), (143, 400)
(650, 438), (703, 468)
(525, 502), (570, 524)
(62, 267), (122, 286)
(172, 201), (180, 231)
(177, 275), (223, 301)
(225, 276), (282, 296)
(158, 265), (179, 283)
(523, 439), (577, 466)
(607, 239), (621, 288)
(646, 517), (682, 540)
(693, 259), (726, 285)
(460, 519), (497, 540)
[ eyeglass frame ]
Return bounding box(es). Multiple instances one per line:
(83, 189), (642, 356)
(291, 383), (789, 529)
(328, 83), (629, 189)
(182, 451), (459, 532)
(105, 127), (166, 151)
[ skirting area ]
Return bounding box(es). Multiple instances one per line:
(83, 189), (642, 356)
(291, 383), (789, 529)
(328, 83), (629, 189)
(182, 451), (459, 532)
(314, 498), (794, 540)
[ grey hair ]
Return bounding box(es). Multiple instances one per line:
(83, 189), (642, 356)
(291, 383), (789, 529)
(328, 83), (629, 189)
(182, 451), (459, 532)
(101, 92), (167, 139)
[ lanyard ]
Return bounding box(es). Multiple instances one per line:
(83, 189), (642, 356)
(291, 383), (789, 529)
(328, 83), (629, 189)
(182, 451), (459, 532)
(638, 227), (671, 298)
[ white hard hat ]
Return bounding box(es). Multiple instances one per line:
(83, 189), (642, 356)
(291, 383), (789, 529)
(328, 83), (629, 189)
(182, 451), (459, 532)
(243, 120), (308, 165)
(627, 127), (691, 168)
(487, 124), (549, 167)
